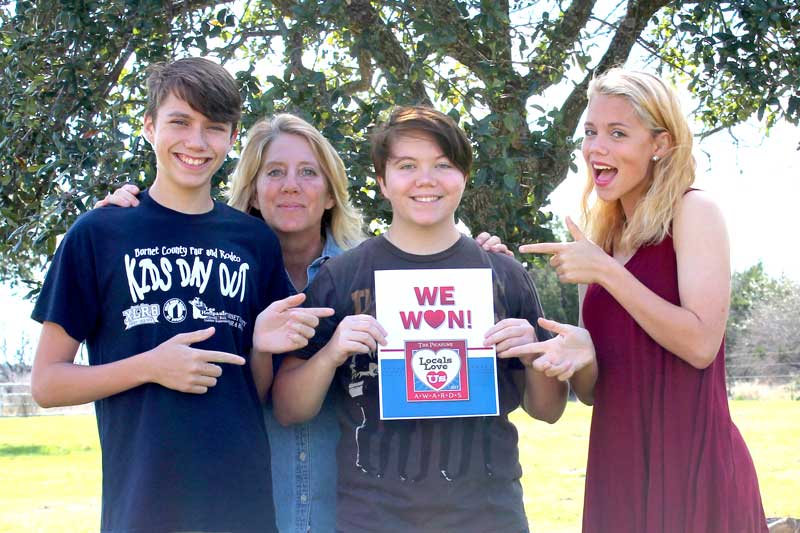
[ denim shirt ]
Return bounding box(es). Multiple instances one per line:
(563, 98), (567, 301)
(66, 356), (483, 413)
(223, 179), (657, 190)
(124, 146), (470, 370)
(264, 232), (342, 533)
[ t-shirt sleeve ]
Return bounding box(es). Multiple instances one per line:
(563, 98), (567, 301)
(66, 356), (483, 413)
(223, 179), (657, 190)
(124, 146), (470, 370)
(292, 265), (341, 361)
(31, 217), (100, 343)
(263, 239), (291, 306)
(517, 266), (553, 343)
(501, 257), (553, 371)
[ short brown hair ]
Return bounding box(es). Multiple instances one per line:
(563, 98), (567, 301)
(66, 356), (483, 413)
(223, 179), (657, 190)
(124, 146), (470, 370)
(370, 106), (472, 178)
(145, 57), (241, 129)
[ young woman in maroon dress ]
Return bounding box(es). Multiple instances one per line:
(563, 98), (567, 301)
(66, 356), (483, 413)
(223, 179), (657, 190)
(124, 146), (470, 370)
(507, 69), (768, 532)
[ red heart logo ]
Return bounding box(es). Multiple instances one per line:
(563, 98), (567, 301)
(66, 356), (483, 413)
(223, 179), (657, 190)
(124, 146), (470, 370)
(423, 309), (445, 328)
(426, 370), (448, 389)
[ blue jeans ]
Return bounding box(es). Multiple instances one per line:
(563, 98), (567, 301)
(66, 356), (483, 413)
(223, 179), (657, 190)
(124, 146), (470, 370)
(264, 394), (339, 533)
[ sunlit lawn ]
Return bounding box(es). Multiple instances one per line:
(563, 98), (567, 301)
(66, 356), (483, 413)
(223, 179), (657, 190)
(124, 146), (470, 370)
(516, 400), (800, 531)
(1, 401), (797, 532)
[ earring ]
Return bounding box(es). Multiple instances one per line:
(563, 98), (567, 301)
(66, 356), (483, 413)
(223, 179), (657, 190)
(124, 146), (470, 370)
(652, 155), (660, 162)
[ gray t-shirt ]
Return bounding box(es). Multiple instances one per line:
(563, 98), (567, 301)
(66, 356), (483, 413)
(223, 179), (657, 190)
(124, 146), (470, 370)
(293, 235), (549, 533)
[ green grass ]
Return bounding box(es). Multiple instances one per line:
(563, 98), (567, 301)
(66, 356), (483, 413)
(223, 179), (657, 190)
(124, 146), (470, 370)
(516, 400), (800, 532)
(1, 401), (797, 532)
(0, 415), (101, 532)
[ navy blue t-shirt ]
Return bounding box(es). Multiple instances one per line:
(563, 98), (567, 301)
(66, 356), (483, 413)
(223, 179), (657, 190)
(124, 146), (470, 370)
(32, 191), (289, 533)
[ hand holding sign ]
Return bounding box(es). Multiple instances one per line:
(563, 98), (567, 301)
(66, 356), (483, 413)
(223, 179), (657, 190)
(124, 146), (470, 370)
(253, 293), (335, 354)
(324, 315), (387, 367)
(500, 317), (596, 381)
(375, 268), (498, 418)
(519, 217), (611, 285)
(483, 318), (537, 360)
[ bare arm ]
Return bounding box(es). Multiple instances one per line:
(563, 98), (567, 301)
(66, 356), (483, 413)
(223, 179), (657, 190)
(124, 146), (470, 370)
(520, 193), (730, 369)
(592, 193), (730, 368)
(517, 363), (568, 423)
(250, 349), (273, 404)
(271, 353), (339, 425)
(569, 285), (597, 404)
(31, 322), (245, 408)
(272, 315), (387, 425)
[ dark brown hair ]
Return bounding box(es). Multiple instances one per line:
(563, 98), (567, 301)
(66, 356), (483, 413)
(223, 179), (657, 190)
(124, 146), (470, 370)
(370, 106), (472, 178)
(145, 57), (241, 130)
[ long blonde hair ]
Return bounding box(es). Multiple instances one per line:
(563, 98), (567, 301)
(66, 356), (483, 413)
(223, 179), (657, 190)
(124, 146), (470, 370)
(228, 113), (366, 250)
(580, 69), (696, 253)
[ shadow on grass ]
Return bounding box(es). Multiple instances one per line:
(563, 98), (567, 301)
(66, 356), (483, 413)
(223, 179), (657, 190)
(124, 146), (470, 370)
(0, 444), (72, 456)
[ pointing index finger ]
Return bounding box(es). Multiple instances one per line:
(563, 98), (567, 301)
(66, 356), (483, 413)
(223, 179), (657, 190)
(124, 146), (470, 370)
(199, 350), (246, 366)
(304, 306), (335, 318)
(519, 242), (566, 255)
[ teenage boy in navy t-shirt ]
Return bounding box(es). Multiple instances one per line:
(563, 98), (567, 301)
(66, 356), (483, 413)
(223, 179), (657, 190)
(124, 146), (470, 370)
(272, 106), (568, 532)
(31, 58), (293, 532)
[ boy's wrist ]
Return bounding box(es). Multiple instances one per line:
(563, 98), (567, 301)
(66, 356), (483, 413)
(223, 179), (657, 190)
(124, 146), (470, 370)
(317, 343), (344, 373)
(134, 349), (157, 386)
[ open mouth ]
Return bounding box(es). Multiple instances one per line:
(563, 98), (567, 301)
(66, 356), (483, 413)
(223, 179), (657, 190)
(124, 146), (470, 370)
(592, 163), (618, 186)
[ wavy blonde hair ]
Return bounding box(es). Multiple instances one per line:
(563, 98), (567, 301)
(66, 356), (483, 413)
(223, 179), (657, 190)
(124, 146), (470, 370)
(228, 113), (366, 250)
(580, 69), (696, 253)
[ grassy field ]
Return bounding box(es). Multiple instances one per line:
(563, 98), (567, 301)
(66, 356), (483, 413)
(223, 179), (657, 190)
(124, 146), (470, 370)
(1, 401), (797, 532)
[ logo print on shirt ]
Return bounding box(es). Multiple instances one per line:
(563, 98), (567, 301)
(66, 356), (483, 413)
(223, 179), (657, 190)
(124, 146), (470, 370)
(122, 303), (160, 330)
(189, 297), (246, 331)
(163, 298), (187, 323)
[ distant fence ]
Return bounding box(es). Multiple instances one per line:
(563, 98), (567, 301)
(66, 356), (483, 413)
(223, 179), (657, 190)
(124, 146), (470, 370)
(0, 382), (92, 417)
(0, 381), (36, 416)
(1, 374), (797, 417)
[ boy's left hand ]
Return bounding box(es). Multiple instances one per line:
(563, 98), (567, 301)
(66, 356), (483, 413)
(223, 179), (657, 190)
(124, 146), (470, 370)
(483, 318), (537, 364)
(253, 293), (334, 354)
(475, 232), (514, 257)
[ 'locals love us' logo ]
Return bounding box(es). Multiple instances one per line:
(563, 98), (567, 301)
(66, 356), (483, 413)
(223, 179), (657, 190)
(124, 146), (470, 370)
(405, 340), (469, 401)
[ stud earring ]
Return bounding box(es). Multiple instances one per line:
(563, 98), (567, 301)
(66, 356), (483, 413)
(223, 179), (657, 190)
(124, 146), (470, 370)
(652, 155), (660, 162)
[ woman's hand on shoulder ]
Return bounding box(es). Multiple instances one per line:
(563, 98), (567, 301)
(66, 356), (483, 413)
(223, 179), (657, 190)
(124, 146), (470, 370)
(95, 184), (141, 208)
(474, 231), (514, 257)
(519, 217), (614, 285)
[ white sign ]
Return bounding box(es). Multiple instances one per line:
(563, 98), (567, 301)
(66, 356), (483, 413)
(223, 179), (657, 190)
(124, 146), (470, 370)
(375, 268), (499, 419)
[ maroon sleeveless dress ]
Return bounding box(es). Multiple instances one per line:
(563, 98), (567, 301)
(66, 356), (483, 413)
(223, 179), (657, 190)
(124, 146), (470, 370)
(581, 234), (768, 533)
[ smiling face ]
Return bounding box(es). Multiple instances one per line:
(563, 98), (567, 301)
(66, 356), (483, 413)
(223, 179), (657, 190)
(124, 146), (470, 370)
(252, 133), (334, 240)
(378, 132), (466, 238)
(144, 92), (235, 196)
(582, 94), (667, 214)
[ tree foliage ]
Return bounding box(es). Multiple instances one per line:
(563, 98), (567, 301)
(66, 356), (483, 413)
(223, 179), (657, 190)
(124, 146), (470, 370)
(652, 1), (800, 137)
(1, 0), (798, 291)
